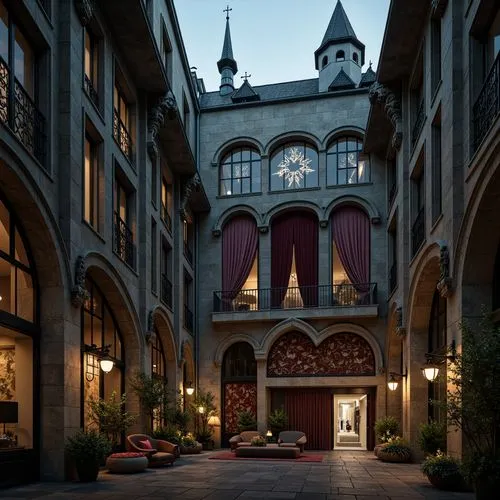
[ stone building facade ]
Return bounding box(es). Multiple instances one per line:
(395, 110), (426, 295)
(197, 1), (389, 451)
(364, 0), (500, 455)
(0, 0), (207, 485)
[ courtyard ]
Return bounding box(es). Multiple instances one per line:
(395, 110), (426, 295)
(2, 452), (473, 500)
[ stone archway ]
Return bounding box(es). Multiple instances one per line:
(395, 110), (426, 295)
(405, 246), (441, 447)
(151, 306), (177, 393)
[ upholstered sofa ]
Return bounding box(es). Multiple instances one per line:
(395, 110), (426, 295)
(126, 434), (179, 467)
(229, 431), (260, 451)
(278, 431), (307, 453)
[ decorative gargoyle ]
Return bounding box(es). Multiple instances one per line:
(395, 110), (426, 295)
(437, 242), (453, 297)
(71, 256), (89, 307)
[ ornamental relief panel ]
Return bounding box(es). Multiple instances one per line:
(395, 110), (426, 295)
(223, 382), (257, 434)
(267, 331), (375, 377)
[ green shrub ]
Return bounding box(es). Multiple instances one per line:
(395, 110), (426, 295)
(378, 438), (411, 462)
(152, 425), (181, 444)
(65, 429), (111, 463)
(237, 410), (257, 432)
(180, 435), (197, 447)
(250, 435), (266, 447)
(417, 421), (447, 455)
(268, 408), (288, 434)
(421, 452), (461, 478)
(374, 416), (399, 443)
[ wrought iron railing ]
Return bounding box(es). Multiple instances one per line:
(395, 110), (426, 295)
(184, 304), (193, 332)
(411, 207), (425, 257)
(0, 56), (46, 166)
(389, 262), (397, 294)
(113, 109), (133, 161)
(184, 242), (193, 265)
(161, 273), (172, 309)
(113, 212), (135, 268)
(161, 202), (172, 232)
(84, 74), (99, 108)
(412, 99), (425, 146)
(473, 51), (500, 152)
(213, 283), (378, 313)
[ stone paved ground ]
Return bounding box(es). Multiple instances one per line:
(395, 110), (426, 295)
(2, 451), (474, 500)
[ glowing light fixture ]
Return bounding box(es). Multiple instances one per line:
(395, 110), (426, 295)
(387, 371), (407, 391)
(266, 430), (272, 437)
(208, 415), (220, 427)
(186, 382), (194, 396)
(422, 340), (457, 382)
(84, 344), (114, 380)
(100, 357), (114, 374)
(198, 406), (205, 414)
(421, 362), (441, 382)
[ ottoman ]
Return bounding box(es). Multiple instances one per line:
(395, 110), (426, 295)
(106, 452), (148, 473)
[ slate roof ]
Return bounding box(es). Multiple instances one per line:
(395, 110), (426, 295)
(328, 68), (356, 91)
(320, 0), (359, 47)
(200, 71), (372, 109)
(217, 19), (237, 74)
(232, 80), (260, 103)
(359, 65), (376, 88)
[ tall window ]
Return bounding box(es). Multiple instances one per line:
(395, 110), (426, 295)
(428, 289), (447, 426)
(151, 332), (166, 429)
(0, 1), (45, 165)
(411, 156), (425, 256)
(430, 18), (442, 96)
(270, 143), (318, 191)
(113, 81), (132, 161)
(388, 222), (397, 294)
(84, 134), (99, 228)
(327, 137), (369, 185)
(431, 110), (442, 223)
(84, 28), (99, 107)
(183, 219), (193, 265)
(411, 50), (425, 146)
(219, 147), (261, 196)
(113, 177), (135, 268)
(184, 271), (193, 333)
(151, 218), (157, 293)
(388, 157), (397, 206)
(336, 50), (345, 61)
(161, 19), (172, 81)
(82, 277), (123, 429)
(0, 195), (36, 453)
(161, 174), (173, 232)
(161, 239), (172, 308)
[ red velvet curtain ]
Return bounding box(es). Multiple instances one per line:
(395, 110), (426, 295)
(294, 213), (318, 306)
(331, 206), (370, 294)
(222, 216), (258, 309)
(271, 215), (294, 308)
(284, 389), (332, 450)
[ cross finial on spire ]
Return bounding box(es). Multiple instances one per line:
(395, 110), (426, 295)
(223, 5), (232, 20)
(369, 60), (372, 68)
(241, 72), (251, 82)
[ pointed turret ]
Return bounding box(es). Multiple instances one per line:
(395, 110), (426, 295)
(315, 0), (365, 92)
(217, 8), (238, 96)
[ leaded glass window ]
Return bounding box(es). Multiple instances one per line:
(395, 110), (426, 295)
(219, 147), (261, 196)
(327, 137), (369, 186)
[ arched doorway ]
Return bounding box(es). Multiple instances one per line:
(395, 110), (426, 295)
(81, 277), (124, 432)
(0, 194), (39, 484)
(221, 342), (257, 447)
(150, 329), (166, 430)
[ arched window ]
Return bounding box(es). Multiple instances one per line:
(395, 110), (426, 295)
(219, 215), (259, 312)
(428, 289), (447, 425)
(322, 55), (329, 68)
(0, 194), (37, 452)
(331, 206), (371, 304)
(336, 50), (345, 62)
(353, 52), (359, 64)
(223, 342), (257, 379)
(0, 199), (35, 323)
(82, 277), (124, 429)
(151, 329), (166, 429)
(270, 142), (319, 191)
(327, 136), (370, 185)
(219, 147), (261, 196)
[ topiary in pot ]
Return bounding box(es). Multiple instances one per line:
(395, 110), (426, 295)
(65, 430), (111, 482)
(267, 408), (288, 437)
(237, 410), (257, 432)
(377, 437), (412, 463)
(417, 420), (447, 456)
(421, 452), (465, 491)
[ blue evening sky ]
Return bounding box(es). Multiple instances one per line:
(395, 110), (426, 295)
(173, 0), (390, 92)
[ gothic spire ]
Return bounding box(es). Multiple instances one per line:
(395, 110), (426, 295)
(218, 6), (238, 95)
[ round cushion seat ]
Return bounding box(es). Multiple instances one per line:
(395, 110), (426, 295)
(106, 452), (148, 473)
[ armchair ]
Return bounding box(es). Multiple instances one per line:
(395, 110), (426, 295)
(278, 431), (307, 453)
(126, 434), (179, 467)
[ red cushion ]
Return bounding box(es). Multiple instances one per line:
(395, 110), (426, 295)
(110, 452), (145, 458)
(139, 439), (153, 449)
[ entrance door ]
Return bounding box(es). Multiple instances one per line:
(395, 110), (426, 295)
(333, 394), (367, 450)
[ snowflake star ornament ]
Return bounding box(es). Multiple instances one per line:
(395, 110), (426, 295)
(274, 147), (314, 188)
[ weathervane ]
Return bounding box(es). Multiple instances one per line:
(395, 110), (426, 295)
(223, 5), (232, 20)
(241, 72), (251, 82)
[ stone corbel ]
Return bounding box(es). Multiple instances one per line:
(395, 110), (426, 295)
(395, 306), (407, 338)
(71, 256), (89, 307)
(437, 241), (454, 297)
(212, 228), (222, 238)
(180, 173), (201, 221)
(368, 82), (403, 151)
(319, 220), (329, 229)
(258, 225), (269, 234)
(148, 91), (178, 144)
(74, 0), (95, 26)
(371, 216), (381, 225)
(147, 140), (158, 161)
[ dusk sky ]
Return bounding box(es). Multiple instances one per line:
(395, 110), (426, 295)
(173, 0), (391, 92)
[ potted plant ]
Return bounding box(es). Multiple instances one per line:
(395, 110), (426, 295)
(179, 434), (202, 454)
(190, 389), (217, 450)
(152, 424), (181, 445)
(237, 410), (257, 432)
(438, 315), (500, 498)
(417, 420), (446, 456)
(250, 435), (266, 447)
(373, 416), (399, 457)
(65, 429), (111, 482)
(421, 451), (465, 491)
(268, 408), (288, 437)
(87, 391), (137, 451)
(377, 437), (412, 463)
